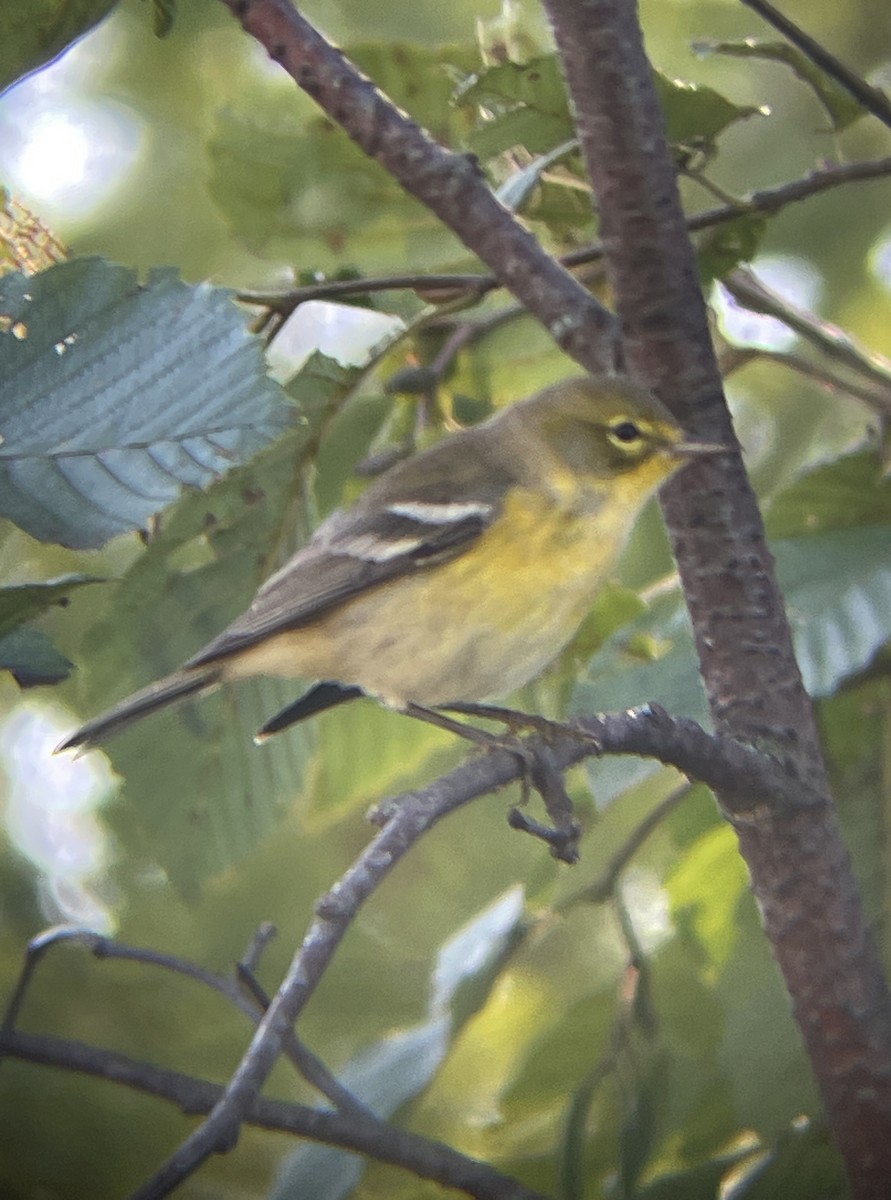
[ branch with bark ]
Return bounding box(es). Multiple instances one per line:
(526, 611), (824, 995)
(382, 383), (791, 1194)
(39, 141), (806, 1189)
(6, 0), (890, 1196)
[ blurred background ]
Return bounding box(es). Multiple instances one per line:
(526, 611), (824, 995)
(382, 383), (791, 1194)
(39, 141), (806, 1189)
(1, 1), (889, 1196)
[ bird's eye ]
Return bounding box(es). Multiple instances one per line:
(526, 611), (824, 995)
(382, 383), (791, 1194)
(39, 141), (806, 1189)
(610, 420), (642, 444)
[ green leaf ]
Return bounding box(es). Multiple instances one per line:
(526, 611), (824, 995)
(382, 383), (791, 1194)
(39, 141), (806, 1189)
(666, 825), (749, 974)
(271, 891), (525, 1200)
(469, 106), (575, 158)
(766, 450), (891, 537)
(697, 213), (767, 285)
(455, 54), (575, 159)
(693, 38), (865, 132)
(0, 574), (102, 640)
(0, 258), (291, 548)
(207, 45), (470, 268)
(571, 593), (709, 804)
(65, 355), (360, 893)
(774, 527), (891, 696)
(456, 54), (571, 117)
(0, 626), (73, 686)
(654, 70), (765, 160)
(0, 0), (116, 95)
(818, 679), (890, 935)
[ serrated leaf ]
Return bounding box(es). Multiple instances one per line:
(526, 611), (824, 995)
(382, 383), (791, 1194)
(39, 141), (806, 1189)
(0, 626), (73, 686)
(0, 574), (102, 640)
(0, 258), (291, 548)
(0, 0), (115, 95)
(456, 54), (575, 159)
(65, 355), (360, 892)
(693, 38), (864, 132)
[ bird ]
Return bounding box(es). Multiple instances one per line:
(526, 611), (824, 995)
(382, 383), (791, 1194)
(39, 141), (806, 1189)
(56, 375), (721, 755)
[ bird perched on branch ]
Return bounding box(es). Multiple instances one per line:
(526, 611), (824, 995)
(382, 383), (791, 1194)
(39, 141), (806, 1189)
(57, 375), (721, 754)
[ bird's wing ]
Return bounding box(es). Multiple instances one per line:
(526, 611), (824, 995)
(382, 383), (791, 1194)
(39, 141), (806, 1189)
(186, 438), (510, 668)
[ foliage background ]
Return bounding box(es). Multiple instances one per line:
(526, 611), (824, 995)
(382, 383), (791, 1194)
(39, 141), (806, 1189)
(0, 0), (889, 1197)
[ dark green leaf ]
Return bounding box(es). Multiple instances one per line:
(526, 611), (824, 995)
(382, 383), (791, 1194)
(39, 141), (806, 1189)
(0, 258), (291, 548)
(0, 626), (73, 686)
(0, 574), (103, 640)
(0, 0), (115, 95)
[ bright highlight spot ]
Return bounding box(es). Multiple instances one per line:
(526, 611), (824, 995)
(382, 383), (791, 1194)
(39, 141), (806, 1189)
(265, 300), (405, 382)
(713, 256), (823, 351)
(869, 228), (891, 291)
(0, 22), (144, 221)
(0, 706), (117, 930)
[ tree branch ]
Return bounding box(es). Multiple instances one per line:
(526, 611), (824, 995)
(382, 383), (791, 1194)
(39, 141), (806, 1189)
(0, 1029), (546, 1200)
(542, 2), (891, 1195)
(237, 156), (891, 316)
(221, 0), (618, 370)
(738, 0), (891, 130)
(125, 700), (813, 1197)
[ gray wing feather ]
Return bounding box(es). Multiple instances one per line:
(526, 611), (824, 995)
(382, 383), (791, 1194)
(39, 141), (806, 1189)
(186, 432), (512, 669)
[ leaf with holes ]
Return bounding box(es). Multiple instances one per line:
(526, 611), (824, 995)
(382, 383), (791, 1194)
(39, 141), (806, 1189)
(0, 257), (291, 548)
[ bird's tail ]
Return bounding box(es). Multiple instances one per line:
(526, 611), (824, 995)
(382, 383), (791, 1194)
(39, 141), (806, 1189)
(55, 664), (223, 754)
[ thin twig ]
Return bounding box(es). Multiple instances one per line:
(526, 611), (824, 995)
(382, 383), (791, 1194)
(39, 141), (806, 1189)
(721, 344), (891, 416)
(236, 157), (891, 316)
(129, 701), (815, 1198)
(236, 962), (374, 1119)
(0, 1029), (547, 1200)
(725, 267), (891, 412)
(739, 0), (891, 130)
(220, 0), (618, 370)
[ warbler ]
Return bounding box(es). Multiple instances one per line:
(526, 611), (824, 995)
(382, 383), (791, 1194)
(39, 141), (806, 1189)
(57, 375), (719, 754)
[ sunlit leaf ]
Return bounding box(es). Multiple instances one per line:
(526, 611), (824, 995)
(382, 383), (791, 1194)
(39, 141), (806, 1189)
(654, 70), (765, 152)
(272, 890), (525, 1200)
(693, 38), (864, 131)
